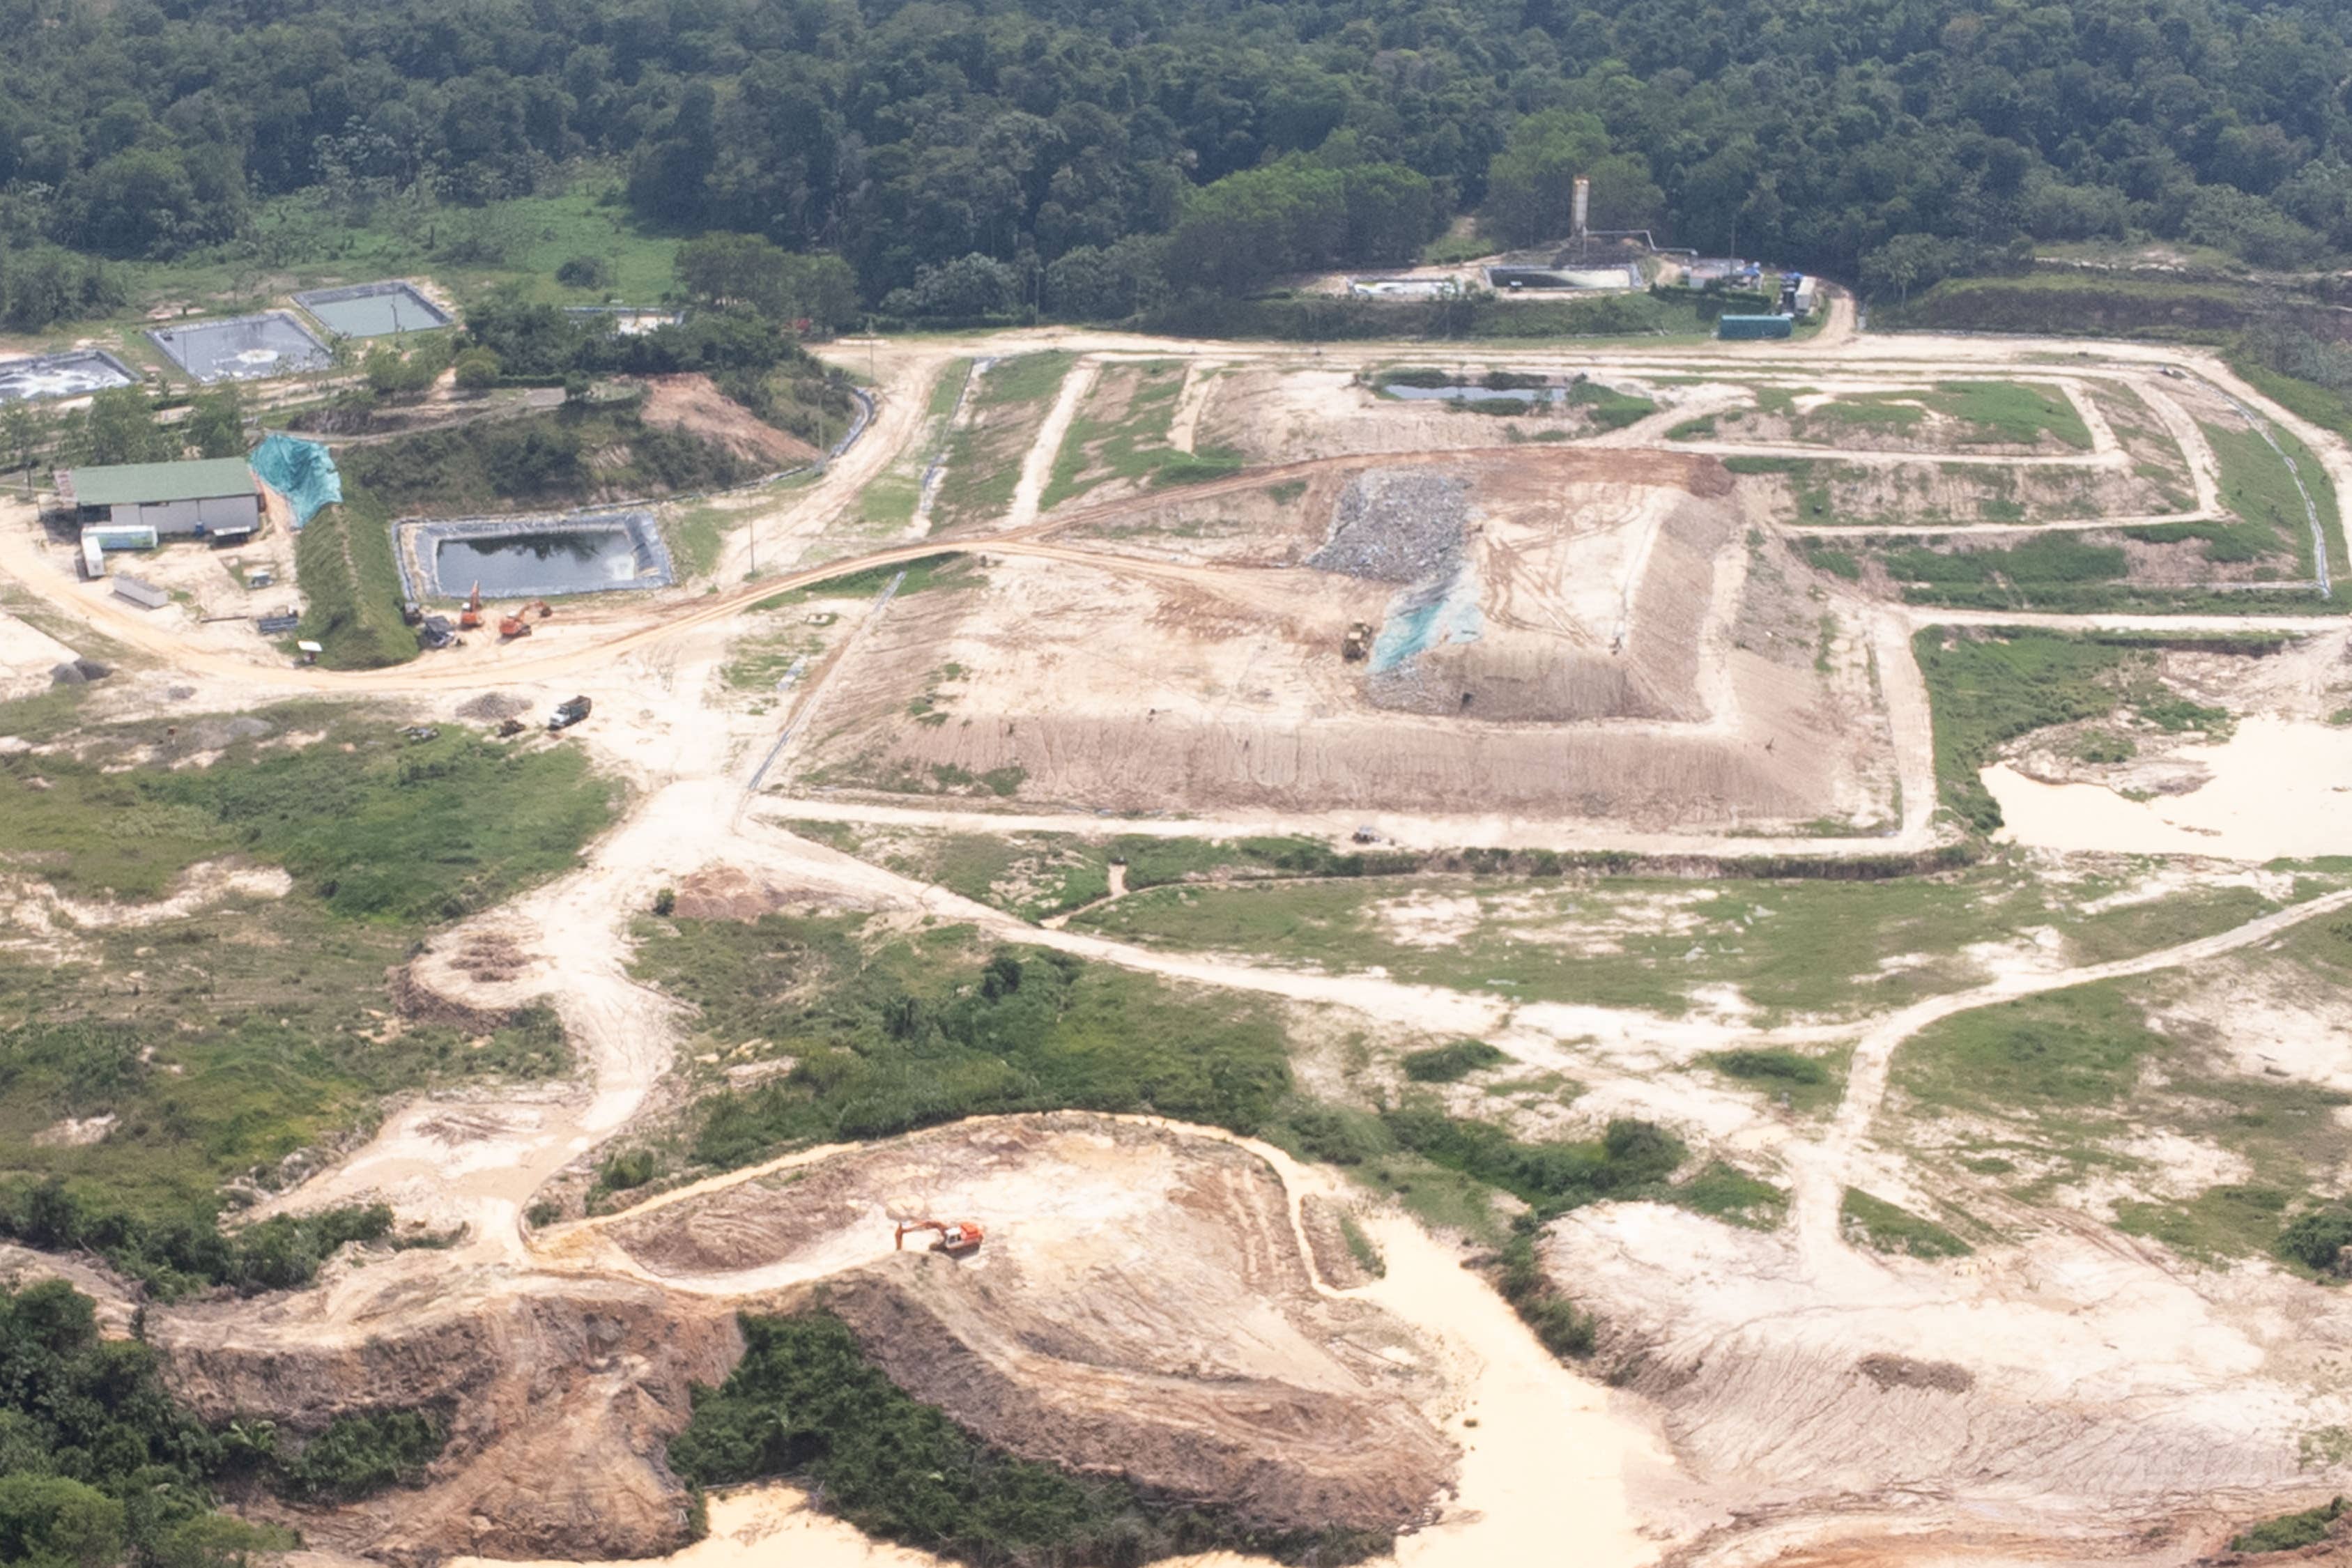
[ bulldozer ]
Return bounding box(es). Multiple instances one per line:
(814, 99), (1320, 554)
(458, 582), (484, 632)
(894, 1217), (984, 1256)
(1340, 622), (1375, 662)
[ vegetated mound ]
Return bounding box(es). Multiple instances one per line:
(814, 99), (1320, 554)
(637, 373), (819, 469)
(601, 1114), (1455, 1533)
(150, 1264), (739, 1560)
(337, 399), (753, 516)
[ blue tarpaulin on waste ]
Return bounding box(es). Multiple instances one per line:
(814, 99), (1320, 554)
(247, 433), (342, 529)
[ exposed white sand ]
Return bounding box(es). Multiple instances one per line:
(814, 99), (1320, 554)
(1985, 716), (2352, 859)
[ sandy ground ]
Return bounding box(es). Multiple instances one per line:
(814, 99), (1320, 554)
(1985, 716), (2352, 859)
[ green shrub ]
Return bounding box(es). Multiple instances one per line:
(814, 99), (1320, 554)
(1708, 1048), (1827, 1086)
(1381, 1109), (1684, 1217)
(270, 1410), (445, 1502)
(0, 1280), (291, 1565)
(597, 1149), (657, 1191)
(2277, 1204), (2352, 1275)
(1401, 1040), (1509, 1083)
(1493, 1220), (1594, 1358)
(2230, 1496), (2344, 1553)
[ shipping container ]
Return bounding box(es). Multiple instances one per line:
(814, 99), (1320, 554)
(1718, 313), (1795, 340)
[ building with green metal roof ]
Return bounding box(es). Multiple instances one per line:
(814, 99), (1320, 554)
(64, 456), (260, 539)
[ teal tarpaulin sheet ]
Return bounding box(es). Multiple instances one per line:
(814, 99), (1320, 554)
(248, 433), (341, 529)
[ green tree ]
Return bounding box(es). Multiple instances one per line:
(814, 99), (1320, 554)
(675, 232), (794, 317)
(452, 347), (501, 391)
(1482, 111), (1663, 247)
(183, 389), (245, 459)
(79, 387), (169, 466)
(1, 404), (42, 495)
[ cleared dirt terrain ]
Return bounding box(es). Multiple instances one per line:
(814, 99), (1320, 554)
(589, 1114), (1457, 1533)
(13, 301), (2352, 1568)
(789, 447), (1893, 831)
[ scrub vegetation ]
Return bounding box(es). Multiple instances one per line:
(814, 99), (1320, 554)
(0, 695), (612, 1292)
(669, 1312), (1385, 1566)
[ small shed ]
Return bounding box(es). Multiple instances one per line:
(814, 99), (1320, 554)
(112, 574), (170, 610)
(65, 458), (259, 538)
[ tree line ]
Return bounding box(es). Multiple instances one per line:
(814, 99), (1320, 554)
(1, 0), (2349, 320)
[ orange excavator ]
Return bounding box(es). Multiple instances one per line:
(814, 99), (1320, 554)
(498, 609), (532, 639)
(894, 1217), (985, 1255)
(458, 582), (484, 631)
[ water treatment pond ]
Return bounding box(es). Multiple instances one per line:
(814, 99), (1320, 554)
(437, 528), (649, 596)
(1383, 383), (1565, 404)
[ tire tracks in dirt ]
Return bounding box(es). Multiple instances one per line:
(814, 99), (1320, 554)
(1785, 886), (2352, 1278)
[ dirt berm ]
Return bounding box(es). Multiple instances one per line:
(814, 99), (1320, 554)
(150, 1263), (739, 1562)
(599, 1113), (1458, 1534)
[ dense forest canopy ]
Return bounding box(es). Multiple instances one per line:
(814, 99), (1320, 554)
(0, 0), (2349, 318)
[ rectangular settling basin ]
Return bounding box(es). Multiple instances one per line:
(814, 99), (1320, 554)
(295, 282), (453, 338)
(0, 350), (135, 404)
(149, 312), (332, 383)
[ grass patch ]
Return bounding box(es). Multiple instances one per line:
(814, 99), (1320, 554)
(670, 1312), (1383, 1566)
(2207, 417), (2337, 578)
(295, 489), (415, 669)
(1565, 380), (1656, 431)
(1839, 1188), (1972, 1258)
(3, 703), (615, 913)
(1074, 863), (2283, 1022)
(2114, 1183), (2294, 1265)
(930, 353), (1073, 531)
(1401, 1040), (1508, 1083)
(1040, 361), (1186, 509)
(1672, 1161), (1790, 1230)
(1338, 1213), (1385, 1277)
(755, 552), (978, 609)
(1894, 982), (2156, 1116)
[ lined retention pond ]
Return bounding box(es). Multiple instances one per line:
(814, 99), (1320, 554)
(400, 509), (675, 601)
(440, 529), (645, 595)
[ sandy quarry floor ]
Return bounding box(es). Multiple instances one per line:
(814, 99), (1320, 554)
(15, 300), (2352, 1568)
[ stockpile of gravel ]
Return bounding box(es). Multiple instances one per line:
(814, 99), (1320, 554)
(456, 691), (532, 721)
(1308, 469), (1469, 582)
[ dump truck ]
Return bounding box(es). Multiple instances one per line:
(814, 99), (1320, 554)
(548, 695), (592, 732)
(1341, 622), (1375, 662)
